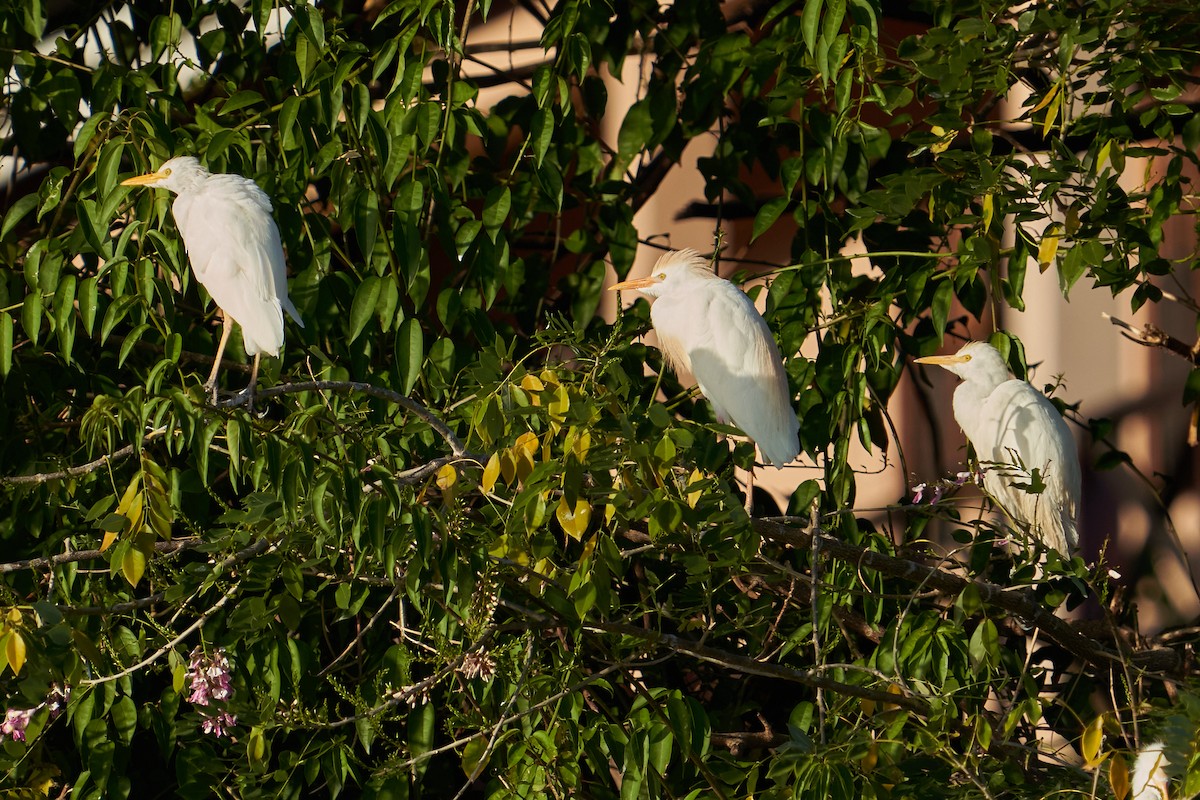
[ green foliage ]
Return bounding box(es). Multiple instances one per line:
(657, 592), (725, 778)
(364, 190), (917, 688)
(0, 0), (1197, 797)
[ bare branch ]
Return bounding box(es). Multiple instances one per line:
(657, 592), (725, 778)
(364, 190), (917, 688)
(0, 537), (200, 574)
(1, 427), (169, 486)
(753, 517), (1181, 674)
(1103, 312), (1199, 364)
(225, 380), (475, 458)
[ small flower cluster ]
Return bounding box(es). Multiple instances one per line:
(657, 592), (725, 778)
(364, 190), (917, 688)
(910, 471), (976, 505)
(187, 647), (237, 738)
(1, 684), (70, 743)
(459, 651), (496, 681)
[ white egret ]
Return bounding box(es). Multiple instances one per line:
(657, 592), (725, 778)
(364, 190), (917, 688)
(609, 249), (800, 467)
(915, 341), (1081, 555)
(121, 156), (303, 402)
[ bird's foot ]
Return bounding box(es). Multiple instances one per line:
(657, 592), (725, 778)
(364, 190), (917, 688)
(230, 384), (258, 414)
(203, 380), (219, 406)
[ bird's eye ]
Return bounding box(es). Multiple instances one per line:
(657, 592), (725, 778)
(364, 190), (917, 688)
(962, 355), (972, 362)
(656, 273), (666, 279)
(162, 168), (172, 177)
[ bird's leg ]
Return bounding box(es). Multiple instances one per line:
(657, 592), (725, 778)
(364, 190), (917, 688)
(205, 311), (235, 404)
(743, 442), (759, 517)
(234, 353), (262, 414)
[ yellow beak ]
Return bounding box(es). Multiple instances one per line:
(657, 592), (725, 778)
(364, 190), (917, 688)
(608, 275), (662, 292)
(121, 170), (167, 187)
(914, 353), (971, 365)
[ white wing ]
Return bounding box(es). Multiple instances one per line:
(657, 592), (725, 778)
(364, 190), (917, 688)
(652, 279), (799, 467)
(172, 175), (301, 356)
(969, 380), (1081, 552)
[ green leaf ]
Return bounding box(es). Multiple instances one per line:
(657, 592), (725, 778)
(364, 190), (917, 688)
(1, 194), (38, 241)
(407, 702), (436, 781)
(395, 317), (424, 395)
(21, 292), (42, 346)
(297, 4), (325, 50)
(1184, 368), (1200, 405)
(802, 0), (824, 56)
(78, 276), (99, 335)
(219, 90), (264, 116)
(930, 280), (952, 338)
(0, 312), (11, 378)
(615, 100), (652, 173)
(530, 107), (554, 167)
(752, 197), (788, 242)
(349, 276), (382, 342)
(482, 185), (511, 232)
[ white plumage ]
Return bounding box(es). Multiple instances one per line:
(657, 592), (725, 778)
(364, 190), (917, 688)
(916, 341), (1081, 555)
(610, 249), (800, 467)
(122, 156), (303, 400)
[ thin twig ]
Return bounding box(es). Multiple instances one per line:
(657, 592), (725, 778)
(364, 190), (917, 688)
(1, 427), (169, 486)
(0, 538), (200, 574)
(317, 583), (402, 678)
(754, 517), (1180, 673)
(80, 582), (240, 686)
(225, 380), (473, 457)
(1103, 312), (1199, 364)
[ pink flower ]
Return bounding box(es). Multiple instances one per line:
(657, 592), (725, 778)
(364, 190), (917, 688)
(911, 483), (927, 504)
(200, 710), (238, 738)
(187, 648), (237, 737)
(187, 648), (234, 708)
(1, 707), (33, 742)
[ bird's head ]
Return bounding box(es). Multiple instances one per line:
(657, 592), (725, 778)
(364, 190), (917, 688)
(915, 340), (1011, 384)
(608, 249), (714, 299)
(121, 156), (208, 194)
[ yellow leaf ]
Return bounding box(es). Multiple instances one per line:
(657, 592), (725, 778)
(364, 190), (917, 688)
(514, 448), (535, 484)
(1029, 80), (1061, 114)
(248, 726), (267, 762)
(548, 386), (570, 420)
(436, 463), (457, 490)
(499, 451), (517, 484)
(515, 431), (538, 457)
(538, 369), (559, 389)
(1037, 225), (1062, 272)
(1109, 752), (1129, 800)
(686, 469), (704, 509)
(579, 534), (598, 561)
(115, 474), (144, 533)
(860, 741), (878, 773)
(121, 547), (146, 587)
(519, 374), (545, 393)
(556, 497), (592, 540)
(6, 630), (26, 675)
(1040, 84), (1063, 138)
(115, 474), (142, 515)
(100, 530), (119, 552)
(929, 125), (955, 155)
(981, 193), (994, 231)
(605, 503), (617, 524)
(1095, 140), (1112, 173)
(572, 429), (591, 462)
(1081, 715), (1104, 767)
(481, 452), (501, 494)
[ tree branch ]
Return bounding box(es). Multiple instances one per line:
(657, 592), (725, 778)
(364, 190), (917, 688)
(0, 537), (200, 574)
(584, 618), (932, 715)
(1, 427), (169, 486)
(1103, 312), (1199, 365)
(752, 518), (1181, 673)
(225, 380), (475, 458)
